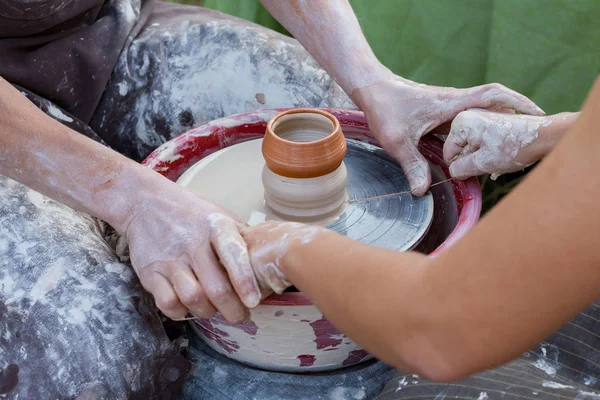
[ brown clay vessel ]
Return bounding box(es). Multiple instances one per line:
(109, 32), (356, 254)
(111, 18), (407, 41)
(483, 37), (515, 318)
(262, 108), (347, 178)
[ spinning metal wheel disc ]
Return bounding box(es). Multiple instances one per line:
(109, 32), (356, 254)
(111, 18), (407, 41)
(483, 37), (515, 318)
(331, 140), (433, 251)
(177, 139), (434, 252)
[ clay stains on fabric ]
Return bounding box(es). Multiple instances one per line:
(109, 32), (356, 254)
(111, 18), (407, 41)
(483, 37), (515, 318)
(90, 4), (355, 162)
(0, 177), (188, 398)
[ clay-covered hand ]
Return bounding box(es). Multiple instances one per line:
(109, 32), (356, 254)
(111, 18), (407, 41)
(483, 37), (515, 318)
(241, 221), (325, 296)
(352, 78), (545, 195)
(120, 181), (262, 324)
(443, 109), (551, 180)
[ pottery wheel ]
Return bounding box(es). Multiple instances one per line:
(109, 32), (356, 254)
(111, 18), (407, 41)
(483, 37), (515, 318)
(177, 139), (434, 251)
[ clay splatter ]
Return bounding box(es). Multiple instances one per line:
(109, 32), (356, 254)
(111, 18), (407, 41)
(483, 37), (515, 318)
(297, 354), (316, 367)
(197, 319), (240, 354)
(310, 318), (344, 350)
(342, 350), (369, 366)
(212, 314), (259, 336)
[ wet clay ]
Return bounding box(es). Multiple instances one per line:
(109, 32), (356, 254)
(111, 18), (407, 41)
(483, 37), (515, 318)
(262, 109), (348, 221)
(262, 109), (347, 178)
(262, 163), (347, 221)
(177, 139), (348, 225)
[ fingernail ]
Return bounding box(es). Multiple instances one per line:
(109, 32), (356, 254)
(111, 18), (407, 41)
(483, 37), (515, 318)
(449, 164), (458, 178)
(448, 164), (465, 180)
(410, 180), (428, 197)
(245, 291), (261, 308)
(535, 105), (546, 116)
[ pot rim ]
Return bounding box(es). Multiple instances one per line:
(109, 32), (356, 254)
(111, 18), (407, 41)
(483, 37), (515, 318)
(265, 108), (341, 146)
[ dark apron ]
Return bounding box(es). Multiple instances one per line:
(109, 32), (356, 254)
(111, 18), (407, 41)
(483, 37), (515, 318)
(0, 0), (154, 123)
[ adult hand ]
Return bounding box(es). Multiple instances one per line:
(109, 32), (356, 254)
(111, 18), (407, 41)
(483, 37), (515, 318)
(120, 180), (262, 324)
(443, 109), (551, 180)
(0, 78), (262, 324)
(241, 221), (325, 296)
(352, 77), (545, 195)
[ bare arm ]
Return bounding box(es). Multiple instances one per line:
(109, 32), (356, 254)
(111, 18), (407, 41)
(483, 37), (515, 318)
(243, 78), (600, 381)
(0, 78), (138, 224)
(0, 77), (262, 323)
(260, 0), (544, 195)
(259, 0), (393, 97)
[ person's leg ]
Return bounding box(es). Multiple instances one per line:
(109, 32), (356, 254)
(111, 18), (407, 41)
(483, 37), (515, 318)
(0, 99), (189, 398)
(379, 301), (600, 399)
(91, 2), (355, 162)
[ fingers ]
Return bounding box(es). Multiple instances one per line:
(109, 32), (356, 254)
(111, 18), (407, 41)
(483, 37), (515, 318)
(139, 257), (249, 324)
(381, 135), (432, 196)
(262, 262), (292, 295)
(139, 267), (188, 320)
(443, 129), (469, 165)
(241, 224), (294, 295)
(448, 152), (484, 180)
(460, 83), (545, 116)
(445, 113), (487, 179)
(443, 111), (482, 165)
(207, 213), (262, 309)
(192, 241), (249, 324)
(168, 262), (217, 319)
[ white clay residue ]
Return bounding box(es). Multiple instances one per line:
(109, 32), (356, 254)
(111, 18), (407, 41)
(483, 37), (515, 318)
(46, 104), (74, 123)
(584, 376), (598, 386)
(449, 109), (550, 181)
(248, 211), (267, 227)
(541, 381), (575, 390)
(533, 347), (558, 376)
(576, 391), (600, 399)
(118, 81), (129, 96)
(329, 386), (366, 400)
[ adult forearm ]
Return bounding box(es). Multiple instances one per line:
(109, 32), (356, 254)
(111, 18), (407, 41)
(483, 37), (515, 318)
(0, 77), (153, 231)
(260, 0), (394, 101)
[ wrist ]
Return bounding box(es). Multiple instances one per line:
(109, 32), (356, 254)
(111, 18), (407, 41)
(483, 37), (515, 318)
(347, 65), (397, 108)
(279, 225), (334, 276)
(516, 112), (579, 164)
(350, 74), (414, 114)
(91, 160), (164, 234)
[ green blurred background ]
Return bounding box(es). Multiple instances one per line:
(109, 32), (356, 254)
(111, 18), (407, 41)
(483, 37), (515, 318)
(172, 0), (600, 211)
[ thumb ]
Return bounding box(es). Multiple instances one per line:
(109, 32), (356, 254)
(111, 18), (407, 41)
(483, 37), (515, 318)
(384, 137), (432, 196)
(448, 152), (485, 180)
(443, 128), (470, 166)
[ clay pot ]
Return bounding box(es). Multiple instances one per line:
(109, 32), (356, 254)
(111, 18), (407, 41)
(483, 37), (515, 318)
(262, 108), (347, 179)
